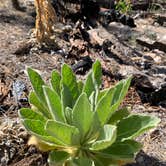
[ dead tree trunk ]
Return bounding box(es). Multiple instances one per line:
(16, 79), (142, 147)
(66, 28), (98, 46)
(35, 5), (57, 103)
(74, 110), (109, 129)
(34, 0), (57, 44)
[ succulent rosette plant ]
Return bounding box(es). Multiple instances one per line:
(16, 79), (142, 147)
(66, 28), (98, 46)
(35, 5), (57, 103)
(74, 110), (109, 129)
(19, 61), (160, 166)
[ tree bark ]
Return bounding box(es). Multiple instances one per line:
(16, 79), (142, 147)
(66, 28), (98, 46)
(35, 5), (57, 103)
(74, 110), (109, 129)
(34, 0), (57, 44)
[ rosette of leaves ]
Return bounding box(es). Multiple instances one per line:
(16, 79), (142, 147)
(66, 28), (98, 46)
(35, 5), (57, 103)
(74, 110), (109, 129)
(19, 61), (160, 166)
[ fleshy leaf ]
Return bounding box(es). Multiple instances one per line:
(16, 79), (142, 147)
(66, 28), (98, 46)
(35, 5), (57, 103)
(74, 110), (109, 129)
(117, 115), (160, 141)
(28, 136), (57, 152)
(72, 157), (93, 166)
(89, 91), (96, 111)
(43, 86), (65, 122)
(50, 70), (61, 96)
(91, 125), (117, 151)
(118, 77), (132, 102)
(99, 140), (142, 160)
(72, 93), (94, 141)
(61, 64), (79, 103)
(92, 60), (102, 88)
(84, 112), (101, 143)
(65, 107), (73, 125)
(97, 89), (109, 102)
(97, 77), (132, 124)
(111, 77), (132, 105)
(48, 150), (70, 165)
(96, 87), (115, 125)
(83, 61), (102, 97)
(77, 80), (84, 94)
(19, 108), (46, 122)
(93, 154), (119, 166)
(111, 80), (124, 105)
(46, 120), (80, 145)
(29, 91), (51, 118)
(83, 72), (95, 97)
(27, 68), (46, 105)
(22, 119), (64, 145)
(108, 107), (130, 125)
(61, 85), (73, 110)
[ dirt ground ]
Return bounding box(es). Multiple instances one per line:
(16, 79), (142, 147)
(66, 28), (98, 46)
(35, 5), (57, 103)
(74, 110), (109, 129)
(0, 0), (166, 166)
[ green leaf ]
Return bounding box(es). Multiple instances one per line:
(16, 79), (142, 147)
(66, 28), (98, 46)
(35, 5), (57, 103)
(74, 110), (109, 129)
(108, 107), (130, 125)
(117, 115), (160, 141)
(27, 68), (46, 105)
(48, 150), (70, 165)
(97, 89), (109, 102)
(91, 125), (117, 151)
(89, 91), (96, 111)
(83, 72), (95, 97)
(77, 80), (84, 94)
(46, 120), (80, 145)
(29, 91), (51, 118)
(96, 77), (132, 124)
(84, 112), (101, 143)
(50, 70), (61, 96)
(43, 86), (65, 122)
(65, 107), (73, 125)
(92, 60), (102, 88)
(19, 108), (46, 122)
(93, 154), (119, 166)
(119, 77), (132, 101)
(111, 81), (124, 105)
(111, 77), (132, 105)
(72, 93), (94, 141)
(61, 85), (73, 110)
(96, 87), (115, 125)
(61, 64), (79, 103)
(22, 119), (64, 145)
(72, 157), (93, 166)
(99, 140), (142, 160)
(83, 61), (102, 98)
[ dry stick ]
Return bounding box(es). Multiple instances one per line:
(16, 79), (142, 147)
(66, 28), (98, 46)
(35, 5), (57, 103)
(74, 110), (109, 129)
(34, 0), (57, 44)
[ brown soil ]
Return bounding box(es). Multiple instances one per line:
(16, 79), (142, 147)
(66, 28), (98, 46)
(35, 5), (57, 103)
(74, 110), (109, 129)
(0, 0), (166, 166)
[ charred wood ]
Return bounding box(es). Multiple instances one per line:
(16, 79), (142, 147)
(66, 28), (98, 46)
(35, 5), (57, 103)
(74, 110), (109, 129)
(71, 56), (93, 74)
(99, 9), (136, 28)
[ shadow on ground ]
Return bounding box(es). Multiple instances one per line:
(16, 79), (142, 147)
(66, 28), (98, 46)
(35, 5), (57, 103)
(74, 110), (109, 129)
(0, 10), (35, 27)
(126, 150), (166, 166)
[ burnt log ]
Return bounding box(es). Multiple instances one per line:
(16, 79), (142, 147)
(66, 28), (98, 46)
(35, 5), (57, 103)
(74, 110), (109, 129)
(55, 0), (115, 9)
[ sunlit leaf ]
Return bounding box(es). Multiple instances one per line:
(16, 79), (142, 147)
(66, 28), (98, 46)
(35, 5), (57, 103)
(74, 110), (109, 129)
(117, 115), (160, 141)
(91, 125), (117, 150)
(61, 64), (79, 103)
(27, 68), (46, 105)
(19, 108), (46, 122)
(46, 120), (80, 145)
(72, 93), (94, 140)
(29, 91), (51, 118)
(50, 70), (61, 96)
(108, 107), (130, 125)
(43, 86), (65, 122)
(22, 119), (64, 145)
(48, 150), (70, 165)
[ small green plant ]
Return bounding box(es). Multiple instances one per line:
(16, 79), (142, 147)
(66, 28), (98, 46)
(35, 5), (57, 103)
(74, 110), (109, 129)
(19, 61), (160, 166)
(116, 0), (132, 14)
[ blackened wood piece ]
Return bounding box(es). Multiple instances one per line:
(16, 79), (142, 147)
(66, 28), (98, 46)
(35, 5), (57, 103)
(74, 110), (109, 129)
(71, 56), (93, 74)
